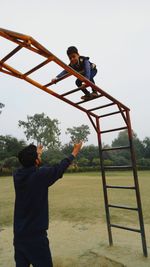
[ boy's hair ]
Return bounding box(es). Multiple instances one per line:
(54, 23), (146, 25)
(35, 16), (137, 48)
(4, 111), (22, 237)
(67, 46), (78, 56)
(18, 144), (38, 167)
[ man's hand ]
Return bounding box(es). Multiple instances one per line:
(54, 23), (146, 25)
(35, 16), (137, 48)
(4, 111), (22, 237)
(72, 142), (83, 157)
(37, 144), (43, 157)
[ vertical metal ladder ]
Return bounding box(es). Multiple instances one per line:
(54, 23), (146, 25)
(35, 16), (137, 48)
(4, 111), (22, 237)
(0, 28), (147, 256)
(95, 109), (148, 257)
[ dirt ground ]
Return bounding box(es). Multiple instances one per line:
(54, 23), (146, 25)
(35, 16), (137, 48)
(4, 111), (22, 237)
(0, 220), (150, 267)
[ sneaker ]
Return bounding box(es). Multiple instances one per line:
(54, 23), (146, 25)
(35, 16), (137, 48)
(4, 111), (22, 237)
(81, 94), (91, 101)
(91, 91), (98, 98)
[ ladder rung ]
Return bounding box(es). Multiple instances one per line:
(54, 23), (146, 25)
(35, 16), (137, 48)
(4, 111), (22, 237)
(102, 146), (130, 151)
(44, 73), (71, 87)
(88, 102), (115, 112)
(106, 185), (135, 190)
(108, 204), (138, 211)
(110, 224), (141, 233)
(61, 86), (87, 97)
(98, 110), (125, 118)
(24, 57), (54, 76)
(76, 94), (103, 105)
(1, 45), (22, 63)
(104, 165), (132, 170)
(101, 126), (127, 134)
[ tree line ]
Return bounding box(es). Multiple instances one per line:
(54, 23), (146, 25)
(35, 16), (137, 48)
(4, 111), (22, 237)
(0, 109), (150, 175)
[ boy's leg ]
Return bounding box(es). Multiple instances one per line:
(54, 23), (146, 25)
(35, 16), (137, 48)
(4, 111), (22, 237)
(90, 69), (98, 95)
(75, 79), (90, 96)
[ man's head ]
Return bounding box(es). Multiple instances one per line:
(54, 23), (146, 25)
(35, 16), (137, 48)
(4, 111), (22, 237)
(67, 46), (79, 65)
(18, 144), (41, 168)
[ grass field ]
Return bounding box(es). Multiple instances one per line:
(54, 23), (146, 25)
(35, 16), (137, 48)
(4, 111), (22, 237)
(0, 171), (150, 267)
(0, 171), (149, 227)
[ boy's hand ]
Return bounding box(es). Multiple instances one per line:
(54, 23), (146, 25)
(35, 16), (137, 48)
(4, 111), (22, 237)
(51, 78), (57, 84)
(72, 142), (83, 157)
(81, 82), (86, 88)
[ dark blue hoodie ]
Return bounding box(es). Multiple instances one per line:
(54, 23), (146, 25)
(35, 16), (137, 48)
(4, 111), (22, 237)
(13, 155), (74, 238)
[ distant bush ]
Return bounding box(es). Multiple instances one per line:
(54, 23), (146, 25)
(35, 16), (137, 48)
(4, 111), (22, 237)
(0, 167), (13, 176)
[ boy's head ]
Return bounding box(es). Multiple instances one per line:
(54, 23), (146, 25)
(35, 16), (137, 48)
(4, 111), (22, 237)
(18, 144), (41, 167)
(67, 46), (79, 65)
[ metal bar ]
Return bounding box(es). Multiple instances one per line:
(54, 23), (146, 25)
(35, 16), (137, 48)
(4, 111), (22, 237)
(110, 224), (141, 233)
(87, 114), (97, 132)
(102, 146), (130, 151)
(104, 165), (132, 170)
(44, 73), (71, 87)
(88, 102), (115, 112)
(98, 110), (125, 118)
(101, 126), (127, 134)
(126, 110), (148, 257)
(1, 61), (97, 118)
(76, 94), (103, 105)
(0, 28), (32, 42)
(118, 105), (128, 125)
(0, 31), (45, 57)
(0, 45), (22, 63)
(61, 86), (86, 97)
(106, 185), (135, 190)
(0, 67), (21, 78)
(45, 70), (85, 87)
(96, 117), (113, 245)
(108, 204), (138, 211)
(24, 57), (54, 76)
(0, 62), (23, 78)
(0, 28), (130, 110)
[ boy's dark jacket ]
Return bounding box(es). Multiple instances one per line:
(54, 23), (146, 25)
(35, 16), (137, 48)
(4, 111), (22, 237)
(56, 56), (96, 79)
(13, 155), (74, 238)
(69, 56), (96, 72)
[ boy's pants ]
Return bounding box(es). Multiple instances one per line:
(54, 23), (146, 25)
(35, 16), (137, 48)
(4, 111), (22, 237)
(75, 68), (97, 95)
(14, 231), (53, 267)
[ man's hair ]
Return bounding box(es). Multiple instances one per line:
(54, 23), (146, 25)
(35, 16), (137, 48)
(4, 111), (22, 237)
(67, 46), (78, 56)
(18, 144), (38, 167)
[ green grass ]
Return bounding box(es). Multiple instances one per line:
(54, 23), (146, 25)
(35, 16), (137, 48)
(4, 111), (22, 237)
(0, 171), (150, 227)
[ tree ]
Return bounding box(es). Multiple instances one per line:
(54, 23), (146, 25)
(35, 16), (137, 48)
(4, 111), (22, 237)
(111, 130), (145, 160)
(143, 137), (150, 158)
(18, 113), (61, 148)
(79, 145), (99, 165)
(42, 147), (64, 165)
(0, 103), (5, 114)
(0, 135), (26, 161)
(66, 124), (90, 144)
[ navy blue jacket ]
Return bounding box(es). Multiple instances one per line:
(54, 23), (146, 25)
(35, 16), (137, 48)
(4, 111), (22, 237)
(56, 56), (96, 80)
(13, 155), (74, 237)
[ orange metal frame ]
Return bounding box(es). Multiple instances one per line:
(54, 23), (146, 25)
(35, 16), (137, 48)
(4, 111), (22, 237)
(0, 28), (147, 256)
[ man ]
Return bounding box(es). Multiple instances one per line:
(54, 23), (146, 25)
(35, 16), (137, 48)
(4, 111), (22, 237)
(13, 142), (82, 267)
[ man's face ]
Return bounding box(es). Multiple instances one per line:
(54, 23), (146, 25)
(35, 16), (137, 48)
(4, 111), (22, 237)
(68, 53), (79, 65)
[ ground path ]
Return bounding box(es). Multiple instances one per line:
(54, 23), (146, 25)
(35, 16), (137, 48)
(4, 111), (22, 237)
(0, 220), (150, 267)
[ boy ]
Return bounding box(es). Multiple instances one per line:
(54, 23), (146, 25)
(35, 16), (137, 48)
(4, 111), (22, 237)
(13, 142), (82, 267)
(52, 46), (98, 100)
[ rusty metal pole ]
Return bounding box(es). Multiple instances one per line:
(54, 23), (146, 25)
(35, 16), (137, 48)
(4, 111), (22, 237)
(126, 110), (148, 257)
(95, 117), (113, 246)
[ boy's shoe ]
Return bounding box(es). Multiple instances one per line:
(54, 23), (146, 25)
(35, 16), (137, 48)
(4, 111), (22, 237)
(90, 91), (98, 98)
(81, 94), (91, 101)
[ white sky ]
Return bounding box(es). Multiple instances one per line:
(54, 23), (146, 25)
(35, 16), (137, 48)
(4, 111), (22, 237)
(0, 0), (150, 145)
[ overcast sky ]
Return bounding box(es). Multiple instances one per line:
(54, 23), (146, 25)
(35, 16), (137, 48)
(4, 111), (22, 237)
(0, 0), (150, 146)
